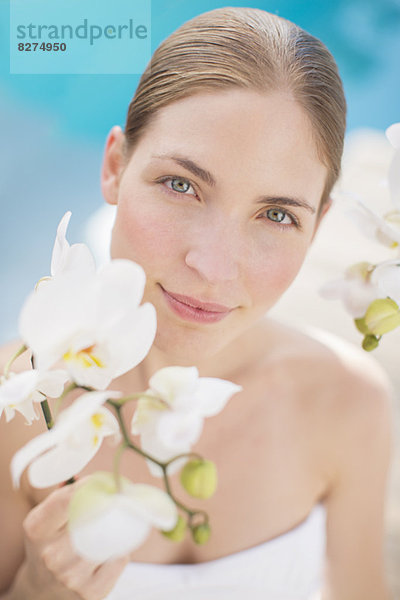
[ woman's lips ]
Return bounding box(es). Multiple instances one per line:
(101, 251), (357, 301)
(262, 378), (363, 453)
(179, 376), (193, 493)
(159, 285), (234, 324)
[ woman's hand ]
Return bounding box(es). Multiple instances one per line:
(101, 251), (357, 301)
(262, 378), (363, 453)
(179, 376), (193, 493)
(9, 481), (129, 600)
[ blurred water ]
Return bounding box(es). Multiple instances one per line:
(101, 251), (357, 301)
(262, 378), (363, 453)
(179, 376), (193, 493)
(1, 0), (399, 342)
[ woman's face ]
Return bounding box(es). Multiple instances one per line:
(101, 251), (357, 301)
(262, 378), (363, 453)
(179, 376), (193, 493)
(103, 89), (328, 361)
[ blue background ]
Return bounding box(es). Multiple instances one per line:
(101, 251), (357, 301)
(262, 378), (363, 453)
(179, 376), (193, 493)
(1, 0), (400, 342)
(10, 0), (151, 74)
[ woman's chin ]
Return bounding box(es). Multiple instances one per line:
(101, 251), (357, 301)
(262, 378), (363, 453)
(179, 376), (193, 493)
(151, 326), (230, 367)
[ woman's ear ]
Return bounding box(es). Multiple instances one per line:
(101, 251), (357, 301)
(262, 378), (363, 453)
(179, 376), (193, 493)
(101, 126), (126, 206)
(311, 196), (333, 242)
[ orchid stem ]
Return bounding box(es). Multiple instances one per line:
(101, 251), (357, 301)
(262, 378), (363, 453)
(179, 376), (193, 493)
(3, 344), (28, 378)
(40, 399), (54, 430)
(113, 392), (168, 408)
(40, 392), (75, 485)
(107, 400), (165, 466)
(113, 443), (126, 491)
(164, 452), (203, 468)
(160, 464), (208, 525)
(106, 400), (209, 526)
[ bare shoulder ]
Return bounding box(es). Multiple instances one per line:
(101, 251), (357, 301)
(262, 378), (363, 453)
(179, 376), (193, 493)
(297, 323), (394, 431)
(261, 319), (394, 485)
(265, 319), (393, 413)
(272, 325), (395, 597)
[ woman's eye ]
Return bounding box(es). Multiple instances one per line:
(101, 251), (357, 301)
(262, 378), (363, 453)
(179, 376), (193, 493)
(163, 177), (197, 197)
(263, 208), (296, 227)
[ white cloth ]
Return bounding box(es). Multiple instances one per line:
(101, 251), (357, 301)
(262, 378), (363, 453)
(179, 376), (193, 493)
(105, 502), (326, 600)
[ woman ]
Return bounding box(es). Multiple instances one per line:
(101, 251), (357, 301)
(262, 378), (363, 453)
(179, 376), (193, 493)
(0, 6), (394, 600)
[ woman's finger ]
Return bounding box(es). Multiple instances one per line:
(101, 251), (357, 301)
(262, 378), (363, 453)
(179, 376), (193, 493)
(23, 480), (84, 540)
(79, 556), (130, 600)
(40, 533), (88, 575)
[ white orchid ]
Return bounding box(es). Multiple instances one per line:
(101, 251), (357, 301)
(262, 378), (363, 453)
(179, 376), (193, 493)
(386, 122), (400, 210)
(0, 369), (69, 425)
(11, 390), (121, 488)
(68, 472), (177, 562)
(19, 259), (157, 390)
(371, 258), (400, 305)
(131, 366), (242, 476)
(342, 123), (400, 250)
(320, 262), (381, 318)
(1, 208), (243, 559)
(50, 211), (96, 279)
(346, 201), (400, 249)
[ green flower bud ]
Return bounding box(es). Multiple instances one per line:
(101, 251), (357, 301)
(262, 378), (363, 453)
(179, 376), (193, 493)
(180, 459), (217, 499)
(161, 515), (187, 542)
(364, 298), (400, 335)
(192, 523), (211, 545)
(362, 334), (380, 352)
(354, 317), (370, 335)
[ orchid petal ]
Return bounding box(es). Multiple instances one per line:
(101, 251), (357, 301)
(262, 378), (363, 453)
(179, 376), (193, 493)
(51, 212), (72, 277)
(346, 203), (400, 246)
(27, 405), (121, 487)
(55, 391), (121, 429)
(122, 481), (177, 530)
(131, 395), (168, 436)
(68, 473), (177, 562)
(194, 379), (242, 417)
(149, 366), (199, 405)
(386, 123), (400, 149)
(346, 206), (381, 239)
(28, 438), (101, 488)
(51, 212), (96, 278)
(11, 391), (120, 487)
(94, 259), (147, 315)
(20, 257), (156, 387)
(65, 303), (156, 390)
(156, 411), (204, 449)
(388, 151), (400, 210)
(11, 426), (62, 487)
(342, 283), (379, 318)
(19, 272), (92, 371)
(320, 262), (380, 318)
(7, 399), (40, 425)
(36, 370), (70, 397)
(133, 367), (239, 477)
(57, 243), (97, 278)
(65, 351), (113, 391)
(0, 370), (60, 424)
(104, 302), (157, 381)
(372, 261), (400, 304)
(0, 371), (40, 407)
(70, 502), (150, 562)
(140, 429), (191, 477)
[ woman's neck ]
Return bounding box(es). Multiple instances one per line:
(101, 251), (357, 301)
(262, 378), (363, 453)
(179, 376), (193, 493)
(115, 316), (278, 394)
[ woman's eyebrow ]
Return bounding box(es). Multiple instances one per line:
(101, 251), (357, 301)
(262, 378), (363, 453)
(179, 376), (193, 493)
(256, 196), (316, 214)
(151, 154), (316, 214)
(151, 154), (217, 187)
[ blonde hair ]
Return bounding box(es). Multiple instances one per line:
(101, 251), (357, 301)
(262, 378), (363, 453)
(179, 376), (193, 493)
(123, 7), (346, 211)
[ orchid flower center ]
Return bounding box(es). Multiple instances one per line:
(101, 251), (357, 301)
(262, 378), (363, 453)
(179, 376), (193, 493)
(91, 412), (105, 446)
(63, 345), (104, 369)
(91, 413), (105, 429)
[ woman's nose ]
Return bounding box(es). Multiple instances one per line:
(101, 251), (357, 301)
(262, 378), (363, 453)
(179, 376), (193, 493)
(184, 228), (240, 284)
